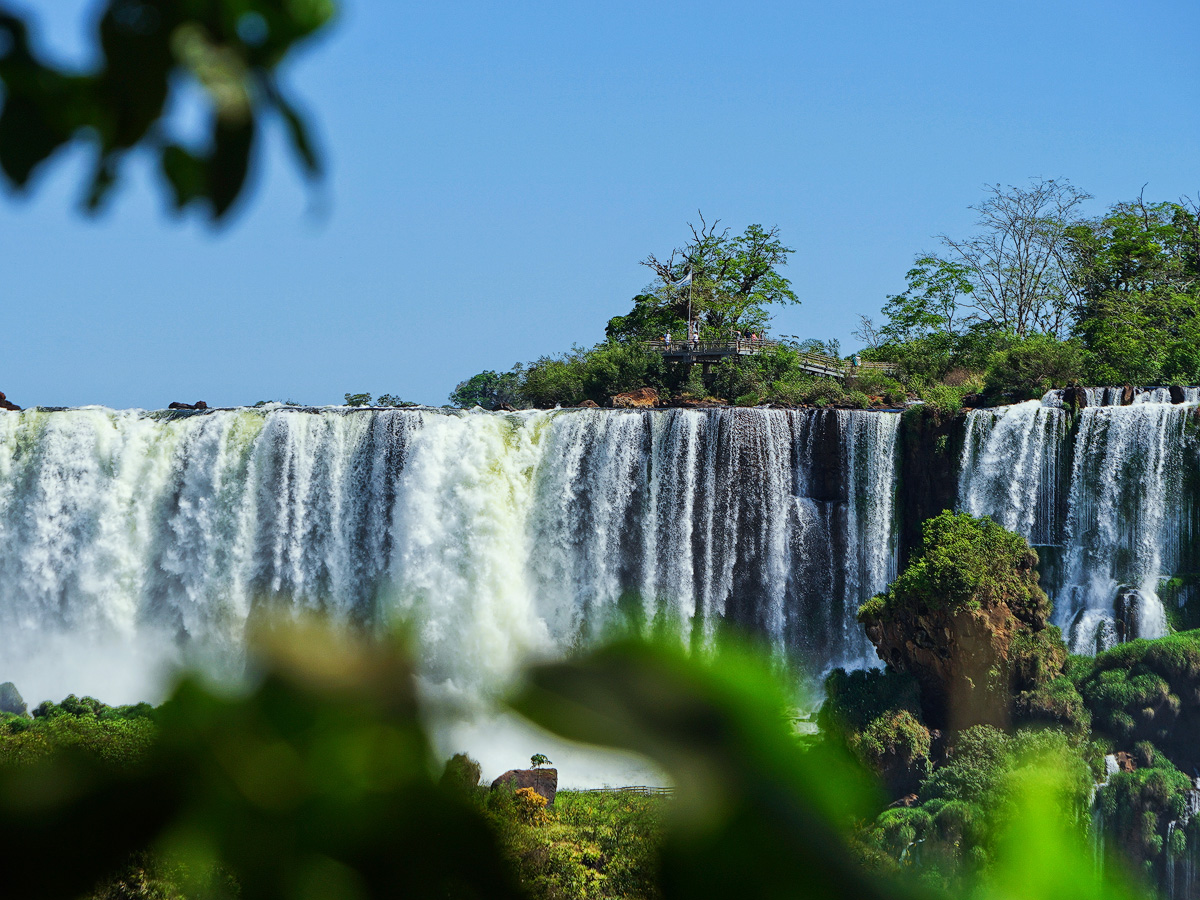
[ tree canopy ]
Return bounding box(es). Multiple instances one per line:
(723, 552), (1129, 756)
(607, 215), (798, 342)
(1066, 197), (1200, 385)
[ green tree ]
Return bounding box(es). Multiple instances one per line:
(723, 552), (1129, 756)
(878, 256), (974, 343)
(449, 369), (523, 409)
(375, 394), (419, 407)
(983, 334), (1084, 404)
(0, 0), (334, 220)
(1065, 197), (1200, 385)
(608, 215), (797, 341)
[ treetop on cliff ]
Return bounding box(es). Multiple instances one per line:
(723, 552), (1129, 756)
(863, 511), (1047, 622)
(607, 215), (798, 342)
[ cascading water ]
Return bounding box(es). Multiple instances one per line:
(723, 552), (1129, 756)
(0, 405), (901, 709)
(959, 396), (1198, 653)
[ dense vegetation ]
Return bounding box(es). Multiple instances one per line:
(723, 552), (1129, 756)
(0, 605), (1154, 900)
(857, 182), (1200, 406)
(450, 186), (1199, 413)
(828, 513), (1200, 895)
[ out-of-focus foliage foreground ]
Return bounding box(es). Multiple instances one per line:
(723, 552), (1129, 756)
(0, 614), (1145, 900)
(0, 0), (334, 220)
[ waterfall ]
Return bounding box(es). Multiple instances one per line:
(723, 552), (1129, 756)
(958, 397), (1198, 653)
(959, 400), (1067, 546)
(0, 406), (901, 706)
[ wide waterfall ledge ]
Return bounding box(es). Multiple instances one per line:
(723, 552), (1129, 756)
(2, 397), (1198, 771)
(0, 405), (898, 708)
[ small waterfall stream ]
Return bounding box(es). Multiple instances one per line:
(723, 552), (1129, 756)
(959, 395), (1198, 652)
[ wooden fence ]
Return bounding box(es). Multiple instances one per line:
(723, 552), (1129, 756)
(642, 340), (896, 379)
(571, 785), (675, 797)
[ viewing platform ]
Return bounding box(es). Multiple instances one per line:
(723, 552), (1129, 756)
(643, 339), (896, 380)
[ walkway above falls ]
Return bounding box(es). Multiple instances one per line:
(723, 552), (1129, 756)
(643, 339), (897, 379)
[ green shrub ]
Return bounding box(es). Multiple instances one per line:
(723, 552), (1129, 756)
(1012, 675), (1090, 735)
(449, 370), (524, 409)
(853, 710), (932, 778)
(440, 752), (483, 795)
(917, 382), (964, 414)
(521, 353), (589, 407)
(1073, 629), (1200, 771)
(983, 335), (1084, 404)
(806, 378), (846, 407)
(863, 512), (1048, 620)
(1097, 751), (1193, 871)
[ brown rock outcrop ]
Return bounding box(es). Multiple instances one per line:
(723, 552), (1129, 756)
(1170, 385), (1186, 404)
(1121, 384), (1135, 405)
(863, 601), (1029, 730)
(577, 399), (600, 408)
(168, 401), (209, 411)
(611, 387), (659, 408)
(491, 768), (558, 806)
(1064, 386), (1088, 411)
(0, 391), (21, 411)
(859, 514), (1063, 731)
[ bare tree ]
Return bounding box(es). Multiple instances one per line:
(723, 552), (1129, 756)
(853, 315), (884, 351)
(937, 178), (1091, 338)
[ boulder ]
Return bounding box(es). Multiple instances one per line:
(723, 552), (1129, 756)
(1170, 385), (1186, 404)
(610, 387), (659, 409)
(0, 391), (21, 412)
(168, 401), (210, 411)
(0, 682), (26, 716)
(1121, 384), (1135, 406)
(577, 399), (600, 408)
(1064, 385), (1088, 411)
(491, 768), (558, 806)
(495, 402), (517, 412)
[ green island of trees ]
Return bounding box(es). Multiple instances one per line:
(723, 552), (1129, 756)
(451, 184), (1200, 413)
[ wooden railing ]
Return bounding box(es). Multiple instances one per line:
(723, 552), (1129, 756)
(570, 785), (675, 797)
(641, 340), (896, 378)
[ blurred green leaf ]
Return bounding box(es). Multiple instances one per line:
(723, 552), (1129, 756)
(510, 638), (916, 900)
(975, 758), (1136, 900)
(0, 0), (336, 220)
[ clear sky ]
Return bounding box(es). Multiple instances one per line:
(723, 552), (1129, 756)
(2, 0), (1197, 408)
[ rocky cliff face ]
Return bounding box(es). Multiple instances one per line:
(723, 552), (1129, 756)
(858, 511), (1063, 730)
(0, 682), (26, 716)
(896, 408), (964, 566)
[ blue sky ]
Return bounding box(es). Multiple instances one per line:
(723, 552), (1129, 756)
(2, 0), (1197, 408)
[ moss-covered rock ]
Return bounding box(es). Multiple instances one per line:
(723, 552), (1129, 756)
(1074, 629), (1200, 771)
(1097, 748), (1195, 880)
(858, 511), (1065, 729)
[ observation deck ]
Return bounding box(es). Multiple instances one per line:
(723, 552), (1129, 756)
(643, 339), (896, 380)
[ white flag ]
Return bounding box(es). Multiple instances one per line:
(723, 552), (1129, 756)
(671, 269), (693, 288)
